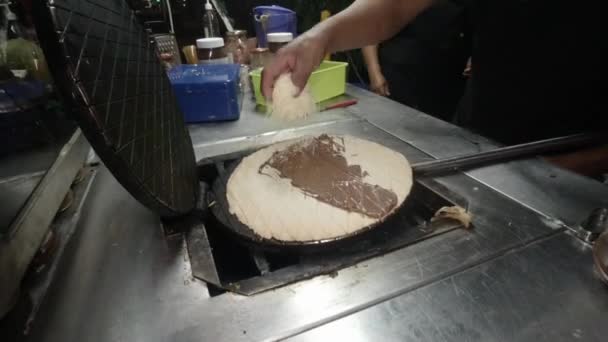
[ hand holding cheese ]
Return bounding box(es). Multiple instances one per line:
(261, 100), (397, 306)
(269, 73), (316, 120)
(261, 0), (432, 97)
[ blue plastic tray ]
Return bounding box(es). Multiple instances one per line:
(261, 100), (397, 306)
(168, 64), (242, 123)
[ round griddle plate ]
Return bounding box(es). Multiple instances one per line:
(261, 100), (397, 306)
(209, 158), (406, 252)
(32, 0), (198, 216)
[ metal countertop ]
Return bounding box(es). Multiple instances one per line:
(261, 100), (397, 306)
(0, 141), (68, 232)
(290, 233), (608, 342)
(26, 86), (608, 342)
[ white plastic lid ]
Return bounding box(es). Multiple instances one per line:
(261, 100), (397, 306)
(196, 37), (224, 49)
(267, 32), (293, 43)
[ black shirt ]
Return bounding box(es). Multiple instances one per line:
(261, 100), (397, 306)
(378, 0), (471, 120)
(464, 0), (606, 144)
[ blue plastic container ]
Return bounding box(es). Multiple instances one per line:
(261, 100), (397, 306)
(253, 6), (297, 48)
(168, 64), (242, 123)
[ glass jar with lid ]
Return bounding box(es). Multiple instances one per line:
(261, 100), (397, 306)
(225, 30), (249, 64)
(267, 32), (293, 53)
(196, 37), (229, 64)
(249, 48), (271, 70)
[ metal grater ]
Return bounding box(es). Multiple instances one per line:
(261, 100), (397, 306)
(152, 33), (182, 68)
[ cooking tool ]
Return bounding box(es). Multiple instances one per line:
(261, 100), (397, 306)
(32, 0), (199, 217)
(201, 152), (464, 253)
(324, 99), (357, 110)
(207, 151), (414, 252)
(209, 0), (233, 32)
(412, 132), (607, 176)
(188, 149), (464, 293)
(152, 33), (182, 69)
(188, 153), (465, 293)
(320, 96), (357, 111)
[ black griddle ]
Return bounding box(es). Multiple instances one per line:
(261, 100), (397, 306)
(186, 152), (467, 295)
(32, 0), (198, 217)
(209, 155), (408, 253)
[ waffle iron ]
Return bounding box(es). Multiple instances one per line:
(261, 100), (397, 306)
(32, 0), (199, 217)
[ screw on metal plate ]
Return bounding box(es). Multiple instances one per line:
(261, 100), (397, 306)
(572, 208), (608, 243)
(593, 231), (608, 285)
(193, 182), (211, 220)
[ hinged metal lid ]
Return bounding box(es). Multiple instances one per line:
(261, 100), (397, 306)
(32, 0), (199, 217)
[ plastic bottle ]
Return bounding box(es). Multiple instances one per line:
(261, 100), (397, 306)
(202, 0), (220, 38)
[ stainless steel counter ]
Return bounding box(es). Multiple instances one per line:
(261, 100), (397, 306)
(290, 233), (608, 342)
(26, 86), (608, 342)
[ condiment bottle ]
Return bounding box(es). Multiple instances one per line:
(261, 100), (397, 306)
(196, 37), (229, 64)
(267, 32), (293, 53)
(249, 47), (270, 69)
(225, 30), (248, 64)
(202, 0), (220, 38)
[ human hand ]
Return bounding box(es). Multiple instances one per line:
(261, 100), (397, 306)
(368, 69), (390, 96)
(261, 30), (329, 99)
(463, 57), (472, 77)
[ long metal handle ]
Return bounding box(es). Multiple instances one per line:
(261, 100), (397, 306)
(210, 0), (234, 32)
(412, 132), (607, 176)
(164, 0), (175, 33)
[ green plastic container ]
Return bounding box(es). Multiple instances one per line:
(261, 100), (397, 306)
(250, 61), (348, 106)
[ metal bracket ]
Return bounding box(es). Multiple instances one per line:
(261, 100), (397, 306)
(0, 130), (89, 317)
(570, 208), (608, 244)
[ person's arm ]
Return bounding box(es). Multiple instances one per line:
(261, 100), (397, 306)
(320, 0), (430, 54)
(544, 145), (608, 178)
(261, 0), (432, 98)
(362, 45), (390, 96)
(463, 57), (472, 77)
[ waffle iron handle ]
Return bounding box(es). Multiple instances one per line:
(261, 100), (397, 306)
(412, 132), (607, 177)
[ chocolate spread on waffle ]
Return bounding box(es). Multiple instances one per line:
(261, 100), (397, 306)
(259, 135), (398, 218)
